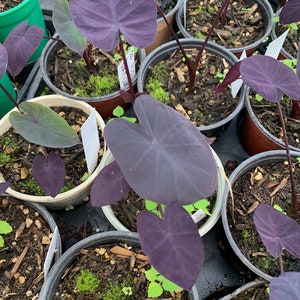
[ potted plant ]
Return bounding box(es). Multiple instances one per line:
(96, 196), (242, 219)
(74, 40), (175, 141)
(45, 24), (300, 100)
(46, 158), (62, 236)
(38, 0), (153, 119)
(175, 0), (274, 57)
(0, 0), (48, 62)
(39, 231), (199, 299)
(0, 183), (62, 298)
(0, 23), (108, 209)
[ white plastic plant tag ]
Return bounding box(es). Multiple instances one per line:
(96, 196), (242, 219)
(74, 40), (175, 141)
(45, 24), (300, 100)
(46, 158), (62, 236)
(231, 50), (247, 98)
(118, 47), (135, 90)
(81, 109), (100, 174)
(265, 29), (289, 59)
(191, 209), (206, 224)
(43, 226), (59, 279)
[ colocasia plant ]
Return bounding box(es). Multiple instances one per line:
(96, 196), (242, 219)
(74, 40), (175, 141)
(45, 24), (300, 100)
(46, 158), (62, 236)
(51, 0), (219, 291)
(0, 22), (86, 197)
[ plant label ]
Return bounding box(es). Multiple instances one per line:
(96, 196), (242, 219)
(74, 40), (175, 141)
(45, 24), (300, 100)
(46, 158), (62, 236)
(265, 29), (289, 59)
(81, 109), (100, 174)
(118, 47), (135, 90)
(231, 50), (247, 98)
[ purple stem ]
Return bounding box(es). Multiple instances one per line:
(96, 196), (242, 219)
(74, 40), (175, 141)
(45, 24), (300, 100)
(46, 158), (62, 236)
(0, 83), (19, 110)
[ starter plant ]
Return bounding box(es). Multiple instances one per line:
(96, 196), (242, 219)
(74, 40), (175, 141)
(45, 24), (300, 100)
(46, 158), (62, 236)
(254, 203), (300, 299)
(0, 22), (100, 198)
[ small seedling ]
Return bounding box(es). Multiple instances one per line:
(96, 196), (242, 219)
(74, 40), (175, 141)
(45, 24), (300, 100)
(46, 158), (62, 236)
(74, 269), (100, 293)
(0, 220), (13, 247)
(110, 106), (136, 123)
(145, 266), (182, 298)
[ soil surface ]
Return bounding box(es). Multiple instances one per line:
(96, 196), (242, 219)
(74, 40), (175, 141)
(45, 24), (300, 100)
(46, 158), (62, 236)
(47, 41), (140, 98)
(226, 159), (300, 277)
(144, 47), (240, 137)
(53, 242), (189, 299)
(249, 91), (300, 150)
(0, 106), (104, 196)
(181, 0), (267, 50)
(0, 196), (57, 299)
(0, 0), (23, 12)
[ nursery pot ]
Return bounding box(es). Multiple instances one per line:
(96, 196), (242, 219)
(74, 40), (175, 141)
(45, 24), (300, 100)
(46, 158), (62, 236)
(221, 150), (300, 281)
(101, 147), (226, 237)
(39, 231), (199, 299)
(40, 37), (146, 119)
(145, 0), (183, 54)
(0, 196), (62, 298)
(0, 72), (17, 119)
(240, 86), (300, 155)
(0, 0), (48, 62)
(137, 38), (246, 138)
(0, 95), (108, 209)
(176, 0), (274, 57)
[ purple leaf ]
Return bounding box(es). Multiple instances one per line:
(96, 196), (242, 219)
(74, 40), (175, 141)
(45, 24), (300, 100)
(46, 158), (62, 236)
(104, 95), (218, 205)
(137, 202), (204, 290)
(254, 203), (300, 258)
(4, 21), (43, 77)
(0, 182), (10, 194)
(240, 55), (300, 102)
(214, 61), (241, 93)
(90, 161), (131, 206)
(33, 152), (66, 197)
(0, 44), (8, 79)
(52, 0), (87, 56)
(270, 272), (300, 300)
(69, 0), (157, 50)
(280, 0), (300, 25)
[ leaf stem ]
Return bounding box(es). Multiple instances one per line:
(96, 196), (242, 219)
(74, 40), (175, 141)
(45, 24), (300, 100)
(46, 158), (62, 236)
(0, 83), (19, 110)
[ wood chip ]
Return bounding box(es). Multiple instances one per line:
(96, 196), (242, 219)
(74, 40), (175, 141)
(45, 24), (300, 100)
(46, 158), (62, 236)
(110, 246), (148, 261)
(25, 218), (33, 228)
(174, 67), (185, 83)
(41, 236), (51, 245)
(15, 222), (25, 240)
(270, 177), (288, 197)
(10, 246), (29, 278)
(20, 167), (28, 180)
(247, 200), (259, 214)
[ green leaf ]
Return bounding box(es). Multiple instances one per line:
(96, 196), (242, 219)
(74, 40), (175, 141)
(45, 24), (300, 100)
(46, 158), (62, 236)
(162, 277), (181, 292)
(147, 282), (163, 298)
(9, 102), (81, 148)
(145, 200), (158, 212)
(0, 235), (4, 247)
(0, 221), (12, 234)
(113, 106), (125, 118)
(145, 267), (159, 282)
(193, 199), (211, 216)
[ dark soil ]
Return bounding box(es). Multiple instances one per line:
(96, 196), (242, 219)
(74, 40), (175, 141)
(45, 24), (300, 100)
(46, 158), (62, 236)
(0, 106), (104, 196)
(226, 159), (300, 277)
(249, 91), (300, 149)
(54, 242), (189, 300)
(47, 41), (140, 98)
(144, 47), (240, 135)
(274, 22), (300, 59)
(182, 0), (267, 49)
(0, 196), (57, 299)
(0, 0), (23, 12)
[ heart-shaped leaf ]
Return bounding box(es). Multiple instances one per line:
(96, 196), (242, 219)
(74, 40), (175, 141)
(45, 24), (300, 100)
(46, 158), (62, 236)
(137, 202), (204, 290)
(104, 95), (218, 205)
(270, 272), (300, 300)
(69, 0), (157, 50)
(240, 55), (300, 102)
(90, 161), (131, 206)
(9, 102), (81, 148)
(33, 152), (66, 197)
(0, 44), (8, 79)
(52, 0), (87, 56)
(254, 203), (300, 258)
(4, 21), (44, 77)
(280, 0), (300, 25)
(0, 182), (10, 194)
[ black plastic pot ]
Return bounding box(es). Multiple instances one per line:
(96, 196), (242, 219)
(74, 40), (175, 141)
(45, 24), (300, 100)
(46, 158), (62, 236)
(39, 231), (199, 299)
(137, 38), (247, 138)
(176, 0), (274, 57)
(221, 150), (300, 281)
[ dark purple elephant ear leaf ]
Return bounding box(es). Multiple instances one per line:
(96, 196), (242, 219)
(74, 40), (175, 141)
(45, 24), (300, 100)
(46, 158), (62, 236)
(0, 44), (8, 79)
(69, 0), (157, 50)
(137, 202), (205, 290)
(33, 152), (66, 197)
(254, 203), (300, 258)
(270, 272), (300, 300)
(240, 55), (300, 102)
(4, 21), (43, 77)
(91, 160), (131, 206)
(280, 0), (300, 24)
(0, 182), (10, 194)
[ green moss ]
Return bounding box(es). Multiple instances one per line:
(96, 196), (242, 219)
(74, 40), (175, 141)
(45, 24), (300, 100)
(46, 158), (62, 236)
(0, 153), (11, 164)
(146, 78), (169, 103)
(101, 278), (132, 300)
(19, 180), (46, 196)
(75, 269), (100, 293)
